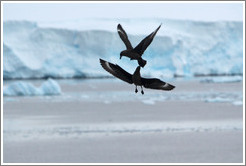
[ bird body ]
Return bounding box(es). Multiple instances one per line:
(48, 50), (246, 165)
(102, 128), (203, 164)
(120, 50), (141, 60)
(117, 24), (162, 67)
(100, 59), (175, 94)
(132, 66), (142, 86)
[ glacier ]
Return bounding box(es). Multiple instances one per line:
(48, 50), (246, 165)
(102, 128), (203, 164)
(3, 19), (243, 79)
(3, 78), (61, 96)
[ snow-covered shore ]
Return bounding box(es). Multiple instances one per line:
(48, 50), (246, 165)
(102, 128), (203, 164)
(3, 79), (243, 163)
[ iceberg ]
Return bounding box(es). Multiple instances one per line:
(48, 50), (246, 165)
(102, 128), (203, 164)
(39, 78), (62, 96)
(3, 19), (243, 79)
(3, 78), (61, 96)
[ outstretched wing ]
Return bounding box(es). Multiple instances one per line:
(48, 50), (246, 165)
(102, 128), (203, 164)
(117, 24), (133, 50)
(134, 24), (162, 55)
(100, 59), (133, 84)
(141, 77), (175, 91)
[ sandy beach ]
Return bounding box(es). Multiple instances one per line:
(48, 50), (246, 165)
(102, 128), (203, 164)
(3, 78), (244, 163)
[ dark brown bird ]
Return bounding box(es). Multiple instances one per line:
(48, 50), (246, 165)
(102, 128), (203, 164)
(100, 59), (175, 94)
(117, 24), (162, 68)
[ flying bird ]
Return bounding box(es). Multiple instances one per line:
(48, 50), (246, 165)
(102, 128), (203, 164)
(117, 23), (162, 68)
(100, 59), (175, 94)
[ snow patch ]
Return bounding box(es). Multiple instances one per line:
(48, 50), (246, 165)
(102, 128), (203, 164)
(200, 76), (243, 83)
(232, 101), (243, 106)
(4, 120), (243, 140)
(205, 97), (231, 103)
(141, 99), (156, 105)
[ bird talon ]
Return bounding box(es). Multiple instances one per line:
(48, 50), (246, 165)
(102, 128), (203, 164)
(135, 89), (138, 93)
(141, 90), (144, 95)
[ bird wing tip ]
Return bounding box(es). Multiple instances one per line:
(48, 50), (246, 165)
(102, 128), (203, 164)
(99, 58), (106, 65)
(169, 84), (175, 90)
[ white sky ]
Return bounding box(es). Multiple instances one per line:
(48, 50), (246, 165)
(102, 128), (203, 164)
(2, 2), (244, 22)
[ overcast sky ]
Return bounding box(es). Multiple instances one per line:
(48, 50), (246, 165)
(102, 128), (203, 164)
(3, 2), (244, 22)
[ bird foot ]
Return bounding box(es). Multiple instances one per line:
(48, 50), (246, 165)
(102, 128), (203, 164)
(141, 90), (144, 95)
(135, 89), (138, 93)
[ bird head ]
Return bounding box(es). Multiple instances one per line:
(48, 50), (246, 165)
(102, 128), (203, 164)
(120, 50), (126, 59)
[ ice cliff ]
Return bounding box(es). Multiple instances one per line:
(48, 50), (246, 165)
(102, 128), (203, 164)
(3, 19), (243, 79)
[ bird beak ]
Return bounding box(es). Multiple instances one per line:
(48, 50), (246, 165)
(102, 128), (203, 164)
(120, 55), (122, 59)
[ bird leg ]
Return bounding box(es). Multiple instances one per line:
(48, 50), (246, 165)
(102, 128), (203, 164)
(135, 86), (138, 93)
(141, 86), (144, 95)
